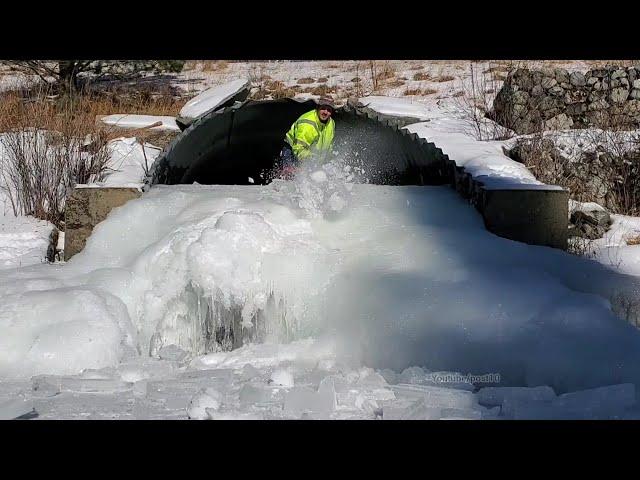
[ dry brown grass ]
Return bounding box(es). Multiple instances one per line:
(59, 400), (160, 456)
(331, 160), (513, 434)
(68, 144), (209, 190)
(252, 79), (299, 100)
(626, 234), (640, 246)
(434, 75), (455, 83)
(309, 84), (336, 96)
(200, 60), (229, 72)
(413, 72), (432, 81)
(404, 87), (437, 96)
(317, 77), (328, 83)
(297, 77), (315, 84)
(387, 79), (406, 88)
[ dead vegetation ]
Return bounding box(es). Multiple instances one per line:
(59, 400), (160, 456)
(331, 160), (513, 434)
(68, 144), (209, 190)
(404, 87), (437, 96)
(413, 72), (432, 81)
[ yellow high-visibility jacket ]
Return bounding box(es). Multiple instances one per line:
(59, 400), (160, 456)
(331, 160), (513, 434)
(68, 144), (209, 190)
(285, 109), (335, 162)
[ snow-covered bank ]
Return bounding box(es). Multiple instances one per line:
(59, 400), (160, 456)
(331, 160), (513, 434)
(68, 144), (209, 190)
(2, 165), (640, 399)
(0, 216), (56, 269)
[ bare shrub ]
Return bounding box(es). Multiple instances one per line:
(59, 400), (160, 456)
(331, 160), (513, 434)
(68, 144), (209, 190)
(453, 63), (514, 141)
(434, 75), (455, 82)
(317, 77), (328, 83)
(0, 87), (111, 227)
(297, 77), (315, 84)
(198, 60), (229, 72)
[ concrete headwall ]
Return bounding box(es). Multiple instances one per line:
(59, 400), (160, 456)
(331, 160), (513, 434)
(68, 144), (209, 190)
(450, 162), (568, 249)
(64, 187), (142, 261)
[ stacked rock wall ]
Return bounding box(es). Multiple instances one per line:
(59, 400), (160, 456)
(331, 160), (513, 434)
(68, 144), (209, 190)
(492, 66), (640, 133)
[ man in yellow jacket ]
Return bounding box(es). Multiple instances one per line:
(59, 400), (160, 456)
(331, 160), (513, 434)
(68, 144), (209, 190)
(276, 97), (336, 179)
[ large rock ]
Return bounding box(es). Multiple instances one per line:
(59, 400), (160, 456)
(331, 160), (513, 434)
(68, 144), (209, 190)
(570, 71), (586, 87)
(611, 87), (630, 104)
(545, 113), (573, 130)
(568, 201), (612, 239)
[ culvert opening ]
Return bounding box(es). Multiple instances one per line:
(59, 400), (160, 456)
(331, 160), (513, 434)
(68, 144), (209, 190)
(150, 98), (452, 187)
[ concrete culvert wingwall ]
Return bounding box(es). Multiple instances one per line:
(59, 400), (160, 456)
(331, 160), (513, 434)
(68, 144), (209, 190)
(149, 98), (453, 187)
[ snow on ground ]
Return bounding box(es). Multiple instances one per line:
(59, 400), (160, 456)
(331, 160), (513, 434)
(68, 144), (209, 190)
(99, 114), (180, 132)
(3, 162), (640, 418)
(361, 97), (553, 189)
(0, 216), (55, 269)
(179, 78), (250, 119)
(101, 137), (162, 187)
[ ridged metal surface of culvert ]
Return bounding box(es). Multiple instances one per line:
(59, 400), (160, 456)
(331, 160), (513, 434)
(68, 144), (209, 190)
(149, 98), (453, 187)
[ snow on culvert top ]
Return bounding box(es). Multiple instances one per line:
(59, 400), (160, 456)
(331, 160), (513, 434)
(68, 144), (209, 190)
(358, 96), (432, 121)
(179, 78), (250, 119)
(99, 114), (180, 132)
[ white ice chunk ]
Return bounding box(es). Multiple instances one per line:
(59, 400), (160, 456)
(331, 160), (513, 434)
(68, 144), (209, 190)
(187, 388), (223, 420)
(0, 398), (36, 420)
(398, 366), (429, 385)
(270, 368), (294, 388)
(207, 410), (264, 420)
(119, 367), (148, 383)
(238, 363), (261, 381)
(310, 170), (328, 183)
(284, 378), (336, 417)
(378, 369), (399, 385)
(239, 383), (284, 405)
(391, 384), (476, 410)
(180, 78), (250, 119)
(157, 344), (189, 362)
(32, 376), (131, 394)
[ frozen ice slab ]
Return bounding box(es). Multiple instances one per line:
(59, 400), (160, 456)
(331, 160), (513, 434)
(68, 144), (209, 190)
(158, 344), (189, 362)
(440, 408), (482, 420)
(477, 386), (556, 407)
(270, 369), (294, 387)
(383, 398), (442, 420)
(284, 378), (337, 416)
(239, 383), (285, 405)
(207, 410), (264, 420)
(552, 383), (636, 416)
(32, 375), (131, 394)
(391, 384), (477, 410)
(0, 398), (36, 419)
(378, 369), (399, 385)
(187, 388), (223, 420)
(238, 363), (262, 381)
(179, 78), (250, 119)
(398, 366), (430, 384)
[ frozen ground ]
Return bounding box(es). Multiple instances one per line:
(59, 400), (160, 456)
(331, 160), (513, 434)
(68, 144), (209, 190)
(3, 163), (640, 419)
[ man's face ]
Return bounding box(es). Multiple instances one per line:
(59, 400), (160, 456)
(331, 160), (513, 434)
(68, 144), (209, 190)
(317, 105), (333, 122)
